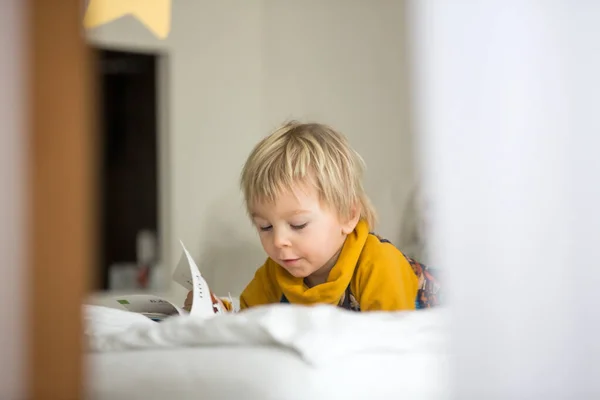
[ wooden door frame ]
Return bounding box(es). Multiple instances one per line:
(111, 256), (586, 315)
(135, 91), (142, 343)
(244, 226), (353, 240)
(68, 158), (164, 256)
(28, 0), (95, 398)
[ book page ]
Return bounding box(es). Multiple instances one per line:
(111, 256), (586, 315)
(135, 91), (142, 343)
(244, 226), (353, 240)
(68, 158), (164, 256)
(114, 294), (185, 320)
(172, 241), (217, 318)
(171, 243), (194, 291)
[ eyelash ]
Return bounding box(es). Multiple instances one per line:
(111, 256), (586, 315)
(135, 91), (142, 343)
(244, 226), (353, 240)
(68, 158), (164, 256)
(259, 223), (308, 232)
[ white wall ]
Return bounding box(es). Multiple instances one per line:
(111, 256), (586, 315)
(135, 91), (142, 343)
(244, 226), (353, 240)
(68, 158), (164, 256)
(408, 0), (600, 397)
(87, 0), (414, 300)
(0, 1), (26, 398)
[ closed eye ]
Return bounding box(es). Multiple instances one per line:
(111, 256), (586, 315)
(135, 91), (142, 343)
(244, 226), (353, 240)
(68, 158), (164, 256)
(291, 223), (308, 230)
(259, 225), (272, 232)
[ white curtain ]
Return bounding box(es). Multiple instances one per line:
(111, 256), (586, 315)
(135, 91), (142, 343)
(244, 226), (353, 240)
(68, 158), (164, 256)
(407, 1), (600, 398)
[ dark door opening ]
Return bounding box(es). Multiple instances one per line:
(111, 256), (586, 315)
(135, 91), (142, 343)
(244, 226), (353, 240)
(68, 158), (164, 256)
(94, 48), (161, 291)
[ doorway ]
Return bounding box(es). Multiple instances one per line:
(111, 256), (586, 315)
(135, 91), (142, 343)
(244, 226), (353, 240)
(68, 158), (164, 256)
(94, 48), (161, 291)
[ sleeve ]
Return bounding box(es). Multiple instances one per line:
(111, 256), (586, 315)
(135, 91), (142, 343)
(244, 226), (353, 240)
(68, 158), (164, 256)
(353, 246), (419, 311)
(239, 259), (282, 310)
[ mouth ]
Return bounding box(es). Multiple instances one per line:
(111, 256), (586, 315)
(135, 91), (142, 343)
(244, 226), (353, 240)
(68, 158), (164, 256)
(281, 258), (301, 266)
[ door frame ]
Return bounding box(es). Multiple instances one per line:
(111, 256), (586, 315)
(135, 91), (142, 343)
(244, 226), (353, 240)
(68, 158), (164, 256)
(28, 0), (95, 398)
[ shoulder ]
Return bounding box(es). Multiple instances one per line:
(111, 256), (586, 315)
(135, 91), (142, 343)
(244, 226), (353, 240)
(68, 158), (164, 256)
(358, 233), (409, 272)
(353, 232), (418, 284)
(351, 233), (420, 310)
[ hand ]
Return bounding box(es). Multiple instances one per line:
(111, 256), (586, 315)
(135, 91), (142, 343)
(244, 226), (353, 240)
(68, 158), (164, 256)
(183, 290), (228, 313)
(210, 292), (227, 313)
(183, 290), (193, 311)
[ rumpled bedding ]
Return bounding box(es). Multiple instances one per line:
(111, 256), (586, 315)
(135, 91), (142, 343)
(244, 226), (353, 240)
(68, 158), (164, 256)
(84, 303), (448, 367)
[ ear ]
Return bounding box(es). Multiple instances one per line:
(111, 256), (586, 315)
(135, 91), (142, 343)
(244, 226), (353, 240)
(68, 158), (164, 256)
(341, 204), (361, 235)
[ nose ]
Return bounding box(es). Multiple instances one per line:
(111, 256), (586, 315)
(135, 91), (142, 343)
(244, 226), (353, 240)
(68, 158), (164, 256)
(272, 228), (291, 249)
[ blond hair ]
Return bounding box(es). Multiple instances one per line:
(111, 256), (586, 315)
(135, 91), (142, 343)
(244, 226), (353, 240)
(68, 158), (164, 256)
(240, 121), (377, 228)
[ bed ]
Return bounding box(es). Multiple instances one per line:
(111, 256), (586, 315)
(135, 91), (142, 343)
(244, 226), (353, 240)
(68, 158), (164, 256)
(84, 303), (449, 399)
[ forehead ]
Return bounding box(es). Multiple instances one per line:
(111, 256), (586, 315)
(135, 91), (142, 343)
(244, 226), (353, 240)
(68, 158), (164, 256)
(250, 184), (323, 218)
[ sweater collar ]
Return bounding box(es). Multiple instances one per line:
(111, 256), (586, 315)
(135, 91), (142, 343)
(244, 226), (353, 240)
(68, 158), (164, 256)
(275, 219), (369, 305)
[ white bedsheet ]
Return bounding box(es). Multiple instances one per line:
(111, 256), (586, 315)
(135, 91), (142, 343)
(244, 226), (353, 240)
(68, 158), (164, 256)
(88, 345), (448, 400)
(85, 304), (450, 399)
(86, 304), (448, 366)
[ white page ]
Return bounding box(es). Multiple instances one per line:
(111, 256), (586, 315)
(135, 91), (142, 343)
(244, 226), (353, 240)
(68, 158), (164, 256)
(172, 241), (216, 318)
(114, 294), (185, 317)
(172, 243), (194, 291)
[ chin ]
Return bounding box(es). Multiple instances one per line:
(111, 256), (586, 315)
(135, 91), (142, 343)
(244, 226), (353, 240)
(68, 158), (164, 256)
(281, 266), (310, 279)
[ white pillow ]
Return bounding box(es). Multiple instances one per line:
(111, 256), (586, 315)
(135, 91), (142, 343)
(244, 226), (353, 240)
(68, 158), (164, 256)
(83, 304), (155, 336)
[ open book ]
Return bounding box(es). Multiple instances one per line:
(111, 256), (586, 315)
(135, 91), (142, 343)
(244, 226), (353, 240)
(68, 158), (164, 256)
(113, 241), (229, 322)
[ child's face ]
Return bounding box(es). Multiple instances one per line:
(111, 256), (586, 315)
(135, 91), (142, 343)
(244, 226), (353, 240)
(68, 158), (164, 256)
(251, 183), (357, 281)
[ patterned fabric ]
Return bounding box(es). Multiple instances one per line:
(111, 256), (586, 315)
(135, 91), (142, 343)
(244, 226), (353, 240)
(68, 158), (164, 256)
(404, 257), (441, 309)
(337, 285), (361, 312)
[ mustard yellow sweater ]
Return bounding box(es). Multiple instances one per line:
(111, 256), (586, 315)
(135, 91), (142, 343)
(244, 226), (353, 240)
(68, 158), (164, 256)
(231, 220), (418, 312)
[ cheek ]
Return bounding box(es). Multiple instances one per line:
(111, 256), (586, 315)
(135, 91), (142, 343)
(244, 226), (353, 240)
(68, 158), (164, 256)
(298, 227), (338, 254)
(258, 234), (272, 250)
(322, 226), (345, 251)
(259, 234), (281, 259)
